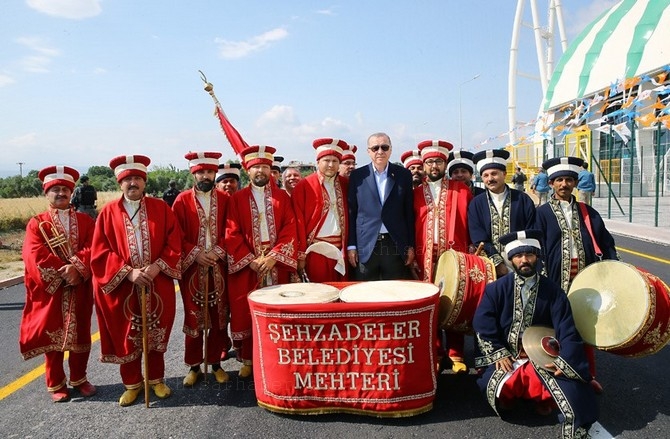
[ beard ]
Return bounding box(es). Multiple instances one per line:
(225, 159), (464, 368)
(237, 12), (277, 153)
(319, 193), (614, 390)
(252, 174), (270, 187)
(428, 171), (444, 182)
(513, 262), (537, 278)
(196, 179), (215, 192)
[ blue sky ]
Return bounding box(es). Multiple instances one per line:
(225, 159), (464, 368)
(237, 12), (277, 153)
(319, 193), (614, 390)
(0, 0), (617, 177)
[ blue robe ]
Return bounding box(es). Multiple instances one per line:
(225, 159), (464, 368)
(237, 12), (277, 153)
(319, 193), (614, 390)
(468, 188), (536, 267)
(534, 196), (618, 292)
(473, 273), (598, 439)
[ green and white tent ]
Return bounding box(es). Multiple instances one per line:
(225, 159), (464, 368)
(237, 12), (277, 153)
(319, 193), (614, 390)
(543, 0), (670, 111)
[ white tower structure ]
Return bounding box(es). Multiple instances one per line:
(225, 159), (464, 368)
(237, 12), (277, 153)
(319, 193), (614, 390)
(508, 0), (568, 145)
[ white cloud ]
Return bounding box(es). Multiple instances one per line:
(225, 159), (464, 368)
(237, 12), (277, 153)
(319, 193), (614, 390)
(26, 0), (102, 20)
(215, 27), (289, 59)
(7, 133), (38, 147)
(16, 36), (60, 73)
(93, 67), (107, 74)
(316, 8), (336, 16)
(0, 74), (16, 87)
(566, 0), (620, 37)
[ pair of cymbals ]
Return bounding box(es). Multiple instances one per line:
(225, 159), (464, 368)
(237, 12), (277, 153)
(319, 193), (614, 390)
(522, 326), (559, 371)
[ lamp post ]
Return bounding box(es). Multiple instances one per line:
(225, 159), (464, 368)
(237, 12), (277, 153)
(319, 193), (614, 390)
(459, 74), (481, 149)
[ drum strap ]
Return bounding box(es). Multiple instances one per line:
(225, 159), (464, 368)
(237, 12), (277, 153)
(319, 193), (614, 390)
(447, 181), (458, 247)
(577, 202), (602, 258)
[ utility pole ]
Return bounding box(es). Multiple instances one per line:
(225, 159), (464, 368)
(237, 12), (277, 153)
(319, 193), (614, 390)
(17, 162), (25, 177)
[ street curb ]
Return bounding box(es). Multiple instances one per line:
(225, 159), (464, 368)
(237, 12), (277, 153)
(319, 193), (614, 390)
(0, 275), (24, 289)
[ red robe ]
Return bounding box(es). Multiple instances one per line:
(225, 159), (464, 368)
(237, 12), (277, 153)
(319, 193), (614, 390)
(413, 178), (472, 282)
(20, 209), (95, 360)
(291, 172), (348, 282)
(225, 184), (298, 361)
(91, 196), (182, 364)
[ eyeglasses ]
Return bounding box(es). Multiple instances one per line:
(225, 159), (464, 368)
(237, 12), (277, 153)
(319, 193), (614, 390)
(368, 144), (390, 152)
(424, 159), (445, 166)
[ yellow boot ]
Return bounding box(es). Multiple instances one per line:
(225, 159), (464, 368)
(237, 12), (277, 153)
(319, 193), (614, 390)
(239, 361), (253, 379)
(183, 368), (201, 387)
(212, 367), (230, 383)
(119, 387), (142, 407)
(152, 382), (172, 399)
(451, 360), (468, 374)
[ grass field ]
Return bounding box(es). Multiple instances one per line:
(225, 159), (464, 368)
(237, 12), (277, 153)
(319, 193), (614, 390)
(0, 192), (122, 274)
(0, 191), (121, 233)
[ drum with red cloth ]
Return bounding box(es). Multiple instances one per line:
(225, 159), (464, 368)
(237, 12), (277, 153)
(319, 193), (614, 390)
(248, 280), (439, 417)
(433, 249), (497, 332)
(568, 260), (670, 357)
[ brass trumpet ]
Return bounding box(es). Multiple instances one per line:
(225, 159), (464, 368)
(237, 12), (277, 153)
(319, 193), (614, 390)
(37, 219), (74, 263)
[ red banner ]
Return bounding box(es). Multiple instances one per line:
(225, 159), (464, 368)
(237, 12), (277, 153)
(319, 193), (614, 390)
(249, 292), (438, 417)
(215, 106), (249, 156)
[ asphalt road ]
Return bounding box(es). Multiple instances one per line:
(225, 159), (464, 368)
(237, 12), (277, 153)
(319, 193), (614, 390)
(0, 233), (668, 439)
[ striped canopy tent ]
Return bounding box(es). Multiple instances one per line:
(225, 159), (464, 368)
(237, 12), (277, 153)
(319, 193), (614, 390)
(543, 0), (670, 111)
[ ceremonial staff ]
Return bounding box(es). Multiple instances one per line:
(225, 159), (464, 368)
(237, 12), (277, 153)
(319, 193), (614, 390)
(202, 266), (210, 383)
(140, 285), (150, 408)
(199, 70), (249, 156)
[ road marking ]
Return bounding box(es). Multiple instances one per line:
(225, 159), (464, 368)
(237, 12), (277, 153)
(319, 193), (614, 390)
(0, 332), (100, 401)
(590, 421), (614, 438)
(618, 246), (670, 265)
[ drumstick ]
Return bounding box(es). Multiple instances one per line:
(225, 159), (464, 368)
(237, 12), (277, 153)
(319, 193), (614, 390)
(474, 242), (485, 257)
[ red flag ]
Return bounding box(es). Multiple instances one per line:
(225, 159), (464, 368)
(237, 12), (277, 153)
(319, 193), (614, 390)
(215, 106), (249, 156)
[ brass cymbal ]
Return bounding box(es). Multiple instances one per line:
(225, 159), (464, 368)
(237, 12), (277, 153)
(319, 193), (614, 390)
(522, 326), (559, 371)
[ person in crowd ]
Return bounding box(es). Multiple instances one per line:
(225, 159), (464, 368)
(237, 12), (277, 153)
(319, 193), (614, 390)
(511, 166), (527, 192)
(225, 145), (297, 378)
(577, 161), (596, 205)
(71, 175), (98, 219)
(281, 167), (302, 197)
(535, 156), (619, 395)
(270, 155), (284, 187)
(401, 149), (424, 188)
(91, 154), (182, 407)
(172, 152), (230, 387)
(473, 229), (598, 439)
(347, 132), (415, 280)
(530, 167), (550, 205)
(292, 138), (349, 282)
(468, 149), (536, 278)
(412, 140), (473, 374)
(162, 180), (180, 207)
(215, 162), (242, 195)
(338, 144), (357, 178)
(20, 166), (97, 402)
(447, 150), (485, 196)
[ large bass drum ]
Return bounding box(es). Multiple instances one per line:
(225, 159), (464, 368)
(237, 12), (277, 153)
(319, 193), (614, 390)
(568, 260), (670, 357)
(433, 249), (497, 332)
(248, 282), (340, 305)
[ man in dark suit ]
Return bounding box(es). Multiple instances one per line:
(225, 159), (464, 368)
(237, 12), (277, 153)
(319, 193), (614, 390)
(347, 132), (415, 280)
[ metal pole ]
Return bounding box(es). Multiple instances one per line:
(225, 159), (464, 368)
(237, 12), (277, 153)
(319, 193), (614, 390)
(629, 122), (635, 223)
(656, 122), (661, 227)
(459, 74), (480, 149)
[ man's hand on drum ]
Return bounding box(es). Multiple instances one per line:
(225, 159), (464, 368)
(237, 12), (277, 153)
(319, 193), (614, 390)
(495, 356), (514, 373)
(495, 263), (509, 278)
(297, 258), (306, 276)
(543, 362), (564, 377)
(347, 249), (358, 267)
(196, 250), (218, 267)
(404, 247), (415, 267)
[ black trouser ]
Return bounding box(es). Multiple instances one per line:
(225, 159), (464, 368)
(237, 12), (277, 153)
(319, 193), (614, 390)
(354, 233), (411, 281)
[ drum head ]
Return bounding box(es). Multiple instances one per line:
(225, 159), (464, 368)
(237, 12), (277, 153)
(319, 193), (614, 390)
(434, 250), (460, 304)
(248, 283), (340, 305)
(568, 261), (650, 348)
(339, 280), (438, 303)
